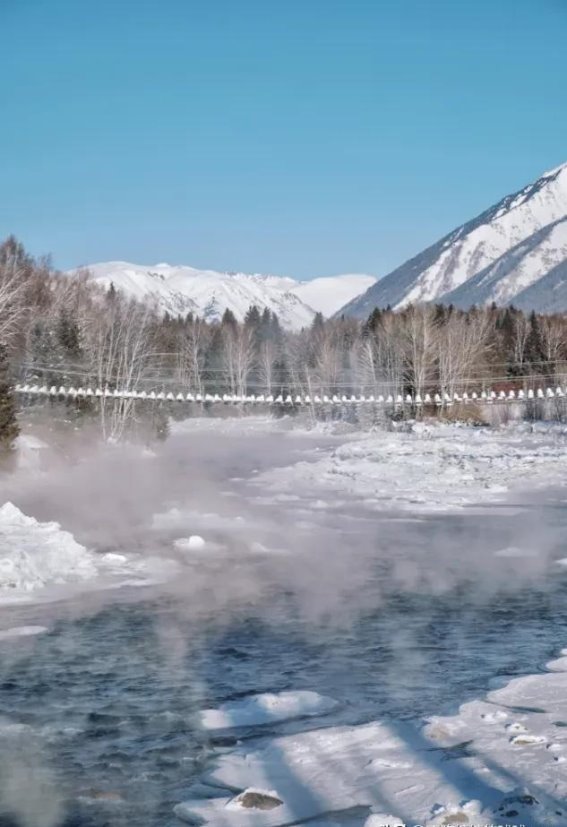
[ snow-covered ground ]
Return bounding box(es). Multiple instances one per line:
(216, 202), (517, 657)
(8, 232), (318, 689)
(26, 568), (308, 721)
(252, 420), (567, 513)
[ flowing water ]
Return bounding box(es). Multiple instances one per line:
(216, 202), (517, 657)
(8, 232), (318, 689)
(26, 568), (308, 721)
(1, 425), (567, 826)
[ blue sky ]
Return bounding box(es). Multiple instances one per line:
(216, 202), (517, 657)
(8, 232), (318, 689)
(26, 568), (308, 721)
(1, 0), (566, 278)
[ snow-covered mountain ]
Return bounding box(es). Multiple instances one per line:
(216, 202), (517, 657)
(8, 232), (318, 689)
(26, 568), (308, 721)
(340, 161), (567, 317)
(293, 274), (376, 317)
(69, 261), (375, 331)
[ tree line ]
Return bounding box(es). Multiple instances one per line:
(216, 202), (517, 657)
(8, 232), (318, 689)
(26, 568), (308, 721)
(2, 235), (567, 445)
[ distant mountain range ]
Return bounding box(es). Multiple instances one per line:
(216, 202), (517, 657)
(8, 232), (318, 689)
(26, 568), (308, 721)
(69, 161), (567, 327)
(67, 261), (375, 331)
(339, 161), (567, 316)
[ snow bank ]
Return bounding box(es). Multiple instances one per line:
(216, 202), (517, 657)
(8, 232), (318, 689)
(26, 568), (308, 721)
(0, 502), (98, 593)
(254, 422), (567, 512)
(200, 691), (339, 731)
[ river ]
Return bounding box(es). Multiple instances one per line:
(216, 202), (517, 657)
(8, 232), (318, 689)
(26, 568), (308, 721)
(1, 423), (567, 826)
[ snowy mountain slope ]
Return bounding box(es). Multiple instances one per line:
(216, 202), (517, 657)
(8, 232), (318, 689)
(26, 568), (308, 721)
(69, 262), (375, 330)
(293, 274), (376, 317)
(512, 258), (567, 313)
(443, 216), (567, 308)
(340, 161), (567, 316)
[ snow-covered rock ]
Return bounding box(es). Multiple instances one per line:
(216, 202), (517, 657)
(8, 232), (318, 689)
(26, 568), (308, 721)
(341, 161), (567, 315)
(68, 261), (375, 329)
(200, 690), (338, 731)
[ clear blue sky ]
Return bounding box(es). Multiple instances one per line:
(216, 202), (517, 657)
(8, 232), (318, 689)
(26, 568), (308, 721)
(1, 0), (566, 278)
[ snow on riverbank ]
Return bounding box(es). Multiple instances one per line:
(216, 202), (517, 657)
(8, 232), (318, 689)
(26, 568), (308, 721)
(253, 421), (567, 512)
(0, 503), (176, 603)
(200, 691), (339, 731)
(177, 652), (567, 827)
(0, 502), (98, 594)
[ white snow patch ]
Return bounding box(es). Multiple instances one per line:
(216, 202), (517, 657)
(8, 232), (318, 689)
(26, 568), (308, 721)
(200, 691), (339, 731)
(174, 535), (206, 552)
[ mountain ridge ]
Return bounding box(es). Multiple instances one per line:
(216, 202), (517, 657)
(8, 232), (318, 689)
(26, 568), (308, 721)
(339, 161), (567, 316)
(67, 261), (376, 331)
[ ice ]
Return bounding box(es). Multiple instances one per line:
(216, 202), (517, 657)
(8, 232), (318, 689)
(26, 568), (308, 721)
(254, 422), (567, 513)
(545, 655), (567, 672)
(175, 535), (206, 552)
(0, 625), (48, 641)
(200, 690), (339, 731)
(487, 671), (567, 715)
(0, 502), (98, 593)
(0, 502), (170, 601)
(364, 815), (404, 827)
(175, 719), (507, 826)
(177, 646), (567, 826)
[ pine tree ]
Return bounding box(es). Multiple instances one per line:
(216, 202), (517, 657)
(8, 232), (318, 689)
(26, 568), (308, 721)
(525, 310), (545, 371)
(0, 345), (19, 452)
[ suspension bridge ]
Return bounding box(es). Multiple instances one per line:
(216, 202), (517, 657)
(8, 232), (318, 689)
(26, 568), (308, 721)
(13, 382), (567, 408)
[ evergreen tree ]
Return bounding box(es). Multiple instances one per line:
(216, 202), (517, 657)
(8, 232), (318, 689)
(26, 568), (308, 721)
(57, 308), (81, 358)
(221, 308), (238, 330)
(525, 310), (545, 371)
(311, 311), (325, 332)
(0, 345), (19, 452)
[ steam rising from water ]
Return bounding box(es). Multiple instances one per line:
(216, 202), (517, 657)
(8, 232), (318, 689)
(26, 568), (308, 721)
(1, 421), (567, 825)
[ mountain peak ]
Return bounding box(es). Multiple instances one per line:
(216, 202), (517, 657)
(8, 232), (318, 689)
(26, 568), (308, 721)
(339, 161), (567, 317)
(541, 160), (567, 180)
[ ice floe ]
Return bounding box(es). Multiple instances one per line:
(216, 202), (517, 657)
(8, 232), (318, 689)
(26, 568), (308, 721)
(200, 690), (339, 731)
(0, 625), (48, 641)
(176, 652), (567, 826)
(253, 421), (567, 513)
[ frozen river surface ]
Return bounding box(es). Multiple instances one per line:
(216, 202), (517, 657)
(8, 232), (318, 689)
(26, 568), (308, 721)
(2, 420), (567, 826)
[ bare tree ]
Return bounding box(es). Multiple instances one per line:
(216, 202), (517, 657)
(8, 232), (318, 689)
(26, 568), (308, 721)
(221, 324), (255, 396)
(540, 315), (567, 383)
(437, 311), (491, 397)
(175, 317), (208, 394)
(258, 339), (278, 396)
(401, 305), (438, 397)
(84, 294), (157, 441)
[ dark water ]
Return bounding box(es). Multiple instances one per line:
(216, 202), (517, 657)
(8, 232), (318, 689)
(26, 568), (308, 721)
(2, 431), (567, 826)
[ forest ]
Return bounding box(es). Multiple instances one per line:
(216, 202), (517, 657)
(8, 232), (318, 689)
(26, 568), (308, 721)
(2, 235), (567, 444)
